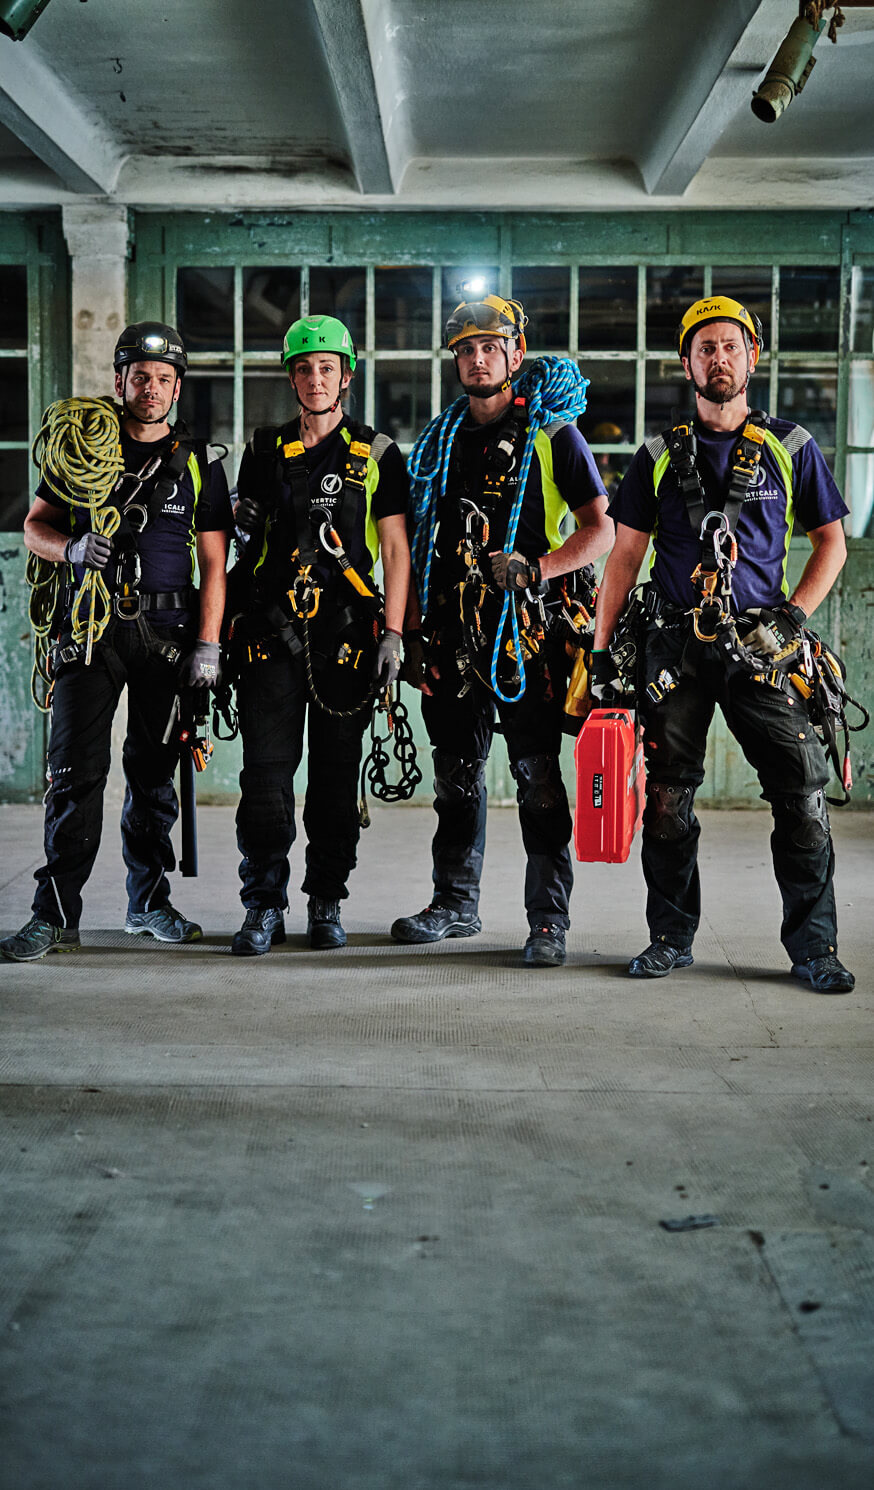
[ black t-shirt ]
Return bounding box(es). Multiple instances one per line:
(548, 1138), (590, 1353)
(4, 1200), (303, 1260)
(40, 427), (233, 622)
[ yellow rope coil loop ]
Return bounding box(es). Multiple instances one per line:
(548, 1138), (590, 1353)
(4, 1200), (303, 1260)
(28, 397), (124, 704)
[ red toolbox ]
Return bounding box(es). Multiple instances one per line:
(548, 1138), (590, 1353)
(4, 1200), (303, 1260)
(573, 708), (645, 864)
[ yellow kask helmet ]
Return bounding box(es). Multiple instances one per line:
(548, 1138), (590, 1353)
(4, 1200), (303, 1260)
(677, 296), (764, 363)
(443, 294), (528, 355)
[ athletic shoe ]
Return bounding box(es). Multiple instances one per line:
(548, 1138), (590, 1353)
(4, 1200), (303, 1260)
(0, 916), (80, 962)
(390, 903), (481, 944)
(124, 903), (202, 943)
(231, 907), (286, 957)
(307, 898), (346, 950)
(523, 925), (566, 968)
(791, 953), (855, 994)
(628, 941), (694, 978)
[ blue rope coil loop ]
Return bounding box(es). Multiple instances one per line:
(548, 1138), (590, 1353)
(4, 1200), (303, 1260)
(407, 355), (589, 703)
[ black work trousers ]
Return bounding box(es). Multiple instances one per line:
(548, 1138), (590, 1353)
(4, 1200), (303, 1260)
(419, 628), (573, 929)
(32, 620), (189, 929)
(637, 620), (837, 963)
(235, 647), (370, 909)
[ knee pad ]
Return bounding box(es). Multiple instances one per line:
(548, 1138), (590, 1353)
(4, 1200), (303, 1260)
(511, 754), (565, 812)
(771, 790), (831, 852)
(433, 752), (486, 804)
(643, 781), (695, 842)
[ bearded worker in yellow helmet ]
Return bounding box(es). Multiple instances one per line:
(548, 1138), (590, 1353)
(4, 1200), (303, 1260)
(591, 295), (854, 993)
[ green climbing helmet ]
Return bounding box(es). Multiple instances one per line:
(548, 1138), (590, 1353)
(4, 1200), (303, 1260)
(281, 315), (357, 372)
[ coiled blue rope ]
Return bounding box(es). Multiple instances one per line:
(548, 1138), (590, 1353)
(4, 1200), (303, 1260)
(408, 355), (589, 702)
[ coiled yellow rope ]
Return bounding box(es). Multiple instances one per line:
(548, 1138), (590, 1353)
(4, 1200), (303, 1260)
(28, 397), (124, 708)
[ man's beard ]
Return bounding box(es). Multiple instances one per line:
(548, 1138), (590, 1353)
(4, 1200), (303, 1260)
(692, 371), (746, 406)
(461, 378), (506, 400)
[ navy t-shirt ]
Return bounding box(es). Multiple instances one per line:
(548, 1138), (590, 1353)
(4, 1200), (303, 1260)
(40, 428), (233, 622)
(609, 414), (848, 612)
(237, 417), (409, 608)
(432, 406), (606, 591)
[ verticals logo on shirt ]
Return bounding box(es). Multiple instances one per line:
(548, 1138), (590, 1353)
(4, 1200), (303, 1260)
(745, 465), (781, 501)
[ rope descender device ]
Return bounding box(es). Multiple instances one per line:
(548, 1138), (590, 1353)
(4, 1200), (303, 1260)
(690, 510), (737, 642)
(288, 548), (320, 619)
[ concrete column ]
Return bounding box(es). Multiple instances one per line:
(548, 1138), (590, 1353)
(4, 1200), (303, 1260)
(61, 204), (130, 396)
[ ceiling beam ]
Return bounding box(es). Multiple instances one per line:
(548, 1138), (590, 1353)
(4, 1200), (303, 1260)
(0, 35), (122, 195)
(640, 0), (770, 197)
(311, 0), (394, 195)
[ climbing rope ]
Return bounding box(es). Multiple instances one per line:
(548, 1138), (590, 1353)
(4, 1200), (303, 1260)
(407, 356), (590, 703)
(28, 396), (124, 706)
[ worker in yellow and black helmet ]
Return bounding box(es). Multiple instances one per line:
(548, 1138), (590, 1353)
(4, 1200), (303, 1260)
(677, 296), (764, 404)
(443, 293), (528, 393)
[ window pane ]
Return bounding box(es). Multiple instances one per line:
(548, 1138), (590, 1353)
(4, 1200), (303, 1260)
(579, 267), (637, 351)
(243, 268), (301, 352)
(747, 372), (771, 415)
(0, 266), (27, 349)
(851, 267), (874, 354)
(646, 267), (704, 350)
(0, 448), (29, 530)
(644, 359), (692, 437)
(308, 267), (366, 352)
(777, 364), (837, 448)
(244, 370), (293, 433)
(441, 354), (466, 412)
(710, 268), (773, 353)
(177, 267), (235, 352)
(440, 267), (500, 339)
(374, 360), (431, 444)
(0, 357), (28, 439)
(849, 362), (874, 447)
(778, 267), (840, 352)
(179, 371), (234, 451)
(511, 267), (570, 350)
(578, 362), (636, 449)
(845, 453), (874, 537)
(375, 267), (433, 351)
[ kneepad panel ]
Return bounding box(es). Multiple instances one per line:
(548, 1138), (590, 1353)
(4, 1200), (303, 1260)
(643, 781), (694, 841)
(771, 790), (830, 851)
(433, 752), (486, 804)
(512, 753), (565, 812)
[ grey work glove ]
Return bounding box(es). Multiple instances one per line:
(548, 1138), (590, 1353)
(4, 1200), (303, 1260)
(738, 603), (806, 660)
(64, 531), (113, 571)
(589, 648), (630, 707)
(180, 640), (221, 689)
(373, 629), (402, 689)
(234, 496), (265, 534)
(401, 629), (429, 690)
(490, 550), (542, 592)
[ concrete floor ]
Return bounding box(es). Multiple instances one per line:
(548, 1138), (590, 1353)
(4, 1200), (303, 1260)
(1, 800), (873, 1490)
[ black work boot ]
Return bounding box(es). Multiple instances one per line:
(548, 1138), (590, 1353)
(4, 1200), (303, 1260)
(628, 941), (694, 978)
(390, 903), (482, 944)
(791, 953), (855, 994)
(232, 907), (286, 957)
(523, 924), (566, 968)
(307, 898), (346, 950)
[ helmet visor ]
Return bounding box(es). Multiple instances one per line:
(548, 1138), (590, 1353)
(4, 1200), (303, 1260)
(445, 302), (517, 342)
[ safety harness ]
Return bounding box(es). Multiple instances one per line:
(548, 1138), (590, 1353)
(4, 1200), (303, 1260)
(656, 411), (869, 802)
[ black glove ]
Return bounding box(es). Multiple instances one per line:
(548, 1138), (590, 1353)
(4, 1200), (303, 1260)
(490, 550), (542, 592)
(180, 640), (221, 688)
(401, 629), (429, 690)
(589, 648), (628, 707)
(738, 603), (806, 659)
(235, 496), (265, 534)
(373, 629), (402, 689)
(64, 531), (113, 571)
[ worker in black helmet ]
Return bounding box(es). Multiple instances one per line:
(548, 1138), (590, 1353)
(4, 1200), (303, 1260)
(592, 295), (854, 994)
(1, 321), (234, 963)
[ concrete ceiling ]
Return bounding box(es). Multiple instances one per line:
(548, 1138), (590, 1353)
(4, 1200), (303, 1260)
(0, 0), (873, 210)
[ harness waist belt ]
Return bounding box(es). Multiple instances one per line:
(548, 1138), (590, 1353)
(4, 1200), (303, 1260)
(120, 589), (193, 611)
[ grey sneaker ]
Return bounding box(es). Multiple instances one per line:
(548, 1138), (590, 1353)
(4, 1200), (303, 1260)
(390, 903), (482, 944)
(1, 916), (80, 963)
(125, 903), (202, 943)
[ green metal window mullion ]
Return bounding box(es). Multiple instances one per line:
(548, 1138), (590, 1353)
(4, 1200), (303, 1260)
(834, 226), (852, 495)
(26, 260), (42, 447)
(233, 264), (244, 467)
(634, 265), (646, 447)
(364, 265), (375, 428)
(769, 265), (779, 413)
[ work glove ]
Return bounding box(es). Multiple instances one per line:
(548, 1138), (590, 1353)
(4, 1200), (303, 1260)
(738, 603), (806, 660)
(64, 531), (113, 570)
(373, 629), (402, 689)
(234, 496), (265, 534)
(490, 550), (542, 592)
(589, 648), (630, 707)
(401, 629), (429, 690)
(180, 640), (221, 689)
